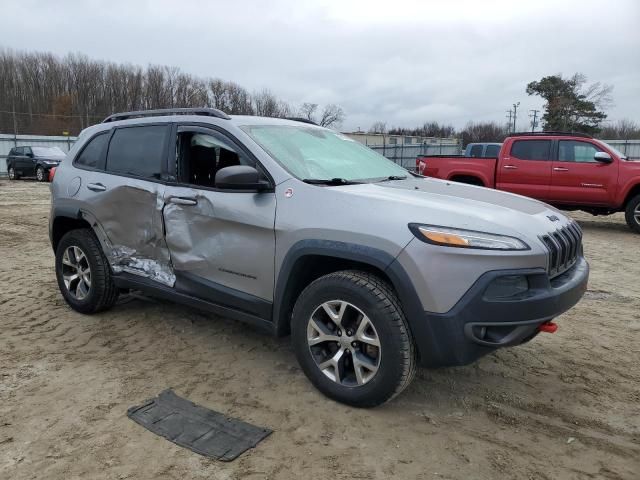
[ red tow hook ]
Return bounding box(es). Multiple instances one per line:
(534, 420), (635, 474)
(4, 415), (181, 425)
(538, 321), (558, 333)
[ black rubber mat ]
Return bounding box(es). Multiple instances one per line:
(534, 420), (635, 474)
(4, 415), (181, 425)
(127, 389), (272, 461)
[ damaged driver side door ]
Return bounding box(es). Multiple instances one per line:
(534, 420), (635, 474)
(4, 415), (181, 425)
(162, 125), (276, 319)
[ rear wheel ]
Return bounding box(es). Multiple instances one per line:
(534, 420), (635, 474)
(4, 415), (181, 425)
(291, 270), (416, 407)
(36, 166), (46, 182)
(55, 229), (119, 314)
(625, 194), (640, 233)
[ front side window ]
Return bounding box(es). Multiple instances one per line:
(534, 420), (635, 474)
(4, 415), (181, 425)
(558, 140), (602, 163)
(242, 125), (408, 181)
(106, 125), (168, 179)
(75, 133), (109, 169)
(175, 130), (251, 187)
(511, 140), (551, 161)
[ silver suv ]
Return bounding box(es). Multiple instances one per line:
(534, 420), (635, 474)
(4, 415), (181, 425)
(50, 108), (589, 407)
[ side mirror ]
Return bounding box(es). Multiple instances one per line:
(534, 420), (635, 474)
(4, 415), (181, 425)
(594, 152), (613, 163)
(214, 165), (271, 191)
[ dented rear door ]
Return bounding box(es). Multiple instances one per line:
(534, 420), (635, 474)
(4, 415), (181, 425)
(80, 124), (175, 286)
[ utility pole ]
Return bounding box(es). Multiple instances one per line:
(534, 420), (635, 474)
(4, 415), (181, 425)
(512, 102), (520, 133)
(12, 100), (18, 147)
(506, 109), (513, 133)
(529, 109), (540, 132)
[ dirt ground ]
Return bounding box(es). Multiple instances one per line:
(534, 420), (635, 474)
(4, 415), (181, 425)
(1, 180), (638, 480)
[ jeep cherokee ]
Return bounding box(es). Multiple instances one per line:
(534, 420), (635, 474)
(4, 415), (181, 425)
(49, 108), (589, 407)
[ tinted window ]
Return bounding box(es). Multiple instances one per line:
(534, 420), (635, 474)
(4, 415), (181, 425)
(485, 144), (500, 157)
(106, 126), (168, 179)
(469, 145), (483, 157)
(558, 140), (602, 163)
(176, 131), (251, 187)
(75, 133), (109, 169)
(511, 140), (551, 160)
(15, 147), (23, 155)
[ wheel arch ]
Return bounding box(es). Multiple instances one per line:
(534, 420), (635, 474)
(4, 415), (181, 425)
(449, 174), (486, 186)
(622, 182), (640, 209)
(50, 208), (93, 252)
(272, 240), (420, 338)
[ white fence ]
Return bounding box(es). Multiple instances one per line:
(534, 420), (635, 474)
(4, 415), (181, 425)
(0, 134), (77, 176)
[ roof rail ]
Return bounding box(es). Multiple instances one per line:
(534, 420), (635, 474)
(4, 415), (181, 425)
(102, 107), (231, 123)
(508, 131), (592, 138)
(283, 117), (318, 126)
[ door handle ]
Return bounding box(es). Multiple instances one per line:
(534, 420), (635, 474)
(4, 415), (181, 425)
(553, 167), (569, 172)
(169, 196), (198, 206)
(503, 165), (518, 170)
(87, 183), (107, 192)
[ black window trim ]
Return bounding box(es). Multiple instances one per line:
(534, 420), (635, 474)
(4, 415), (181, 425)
(166, 122), (275, 193)
(509, 139), (552, 161)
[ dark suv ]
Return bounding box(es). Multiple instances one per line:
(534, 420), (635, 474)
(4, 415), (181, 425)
(7, 145), (66, 182)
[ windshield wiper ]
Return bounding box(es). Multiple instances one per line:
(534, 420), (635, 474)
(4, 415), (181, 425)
(376, 175), (408, 182)
(302, 178), (362, 185)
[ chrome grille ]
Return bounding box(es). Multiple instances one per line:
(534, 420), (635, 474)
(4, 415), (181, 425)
(540, 222), (583, 278)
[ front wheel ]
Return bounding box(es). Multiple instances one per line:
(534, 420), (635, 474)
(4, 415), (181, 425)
(36, 166), (47, 182)
(8, 166), (18, 180)
(625, 194), (640, 233)
(291, 270), (416, 407)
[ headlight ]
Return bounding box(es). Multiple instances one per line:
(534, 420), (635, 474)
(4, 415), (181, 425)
(409, 224), (529, 251)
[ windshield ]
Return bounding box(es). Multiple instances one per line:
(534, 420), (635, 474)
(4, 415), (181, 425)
(31, 146), (66, 157)
(242, 125), (409, 181)
(594, 140), (627, 159)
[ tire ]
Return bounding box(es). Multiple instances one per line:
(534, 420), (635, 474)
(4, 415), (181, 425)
(8, 166), (18, 180)
(55, 229), (119, 314)
(625, 194), (640, 233)
(291, 270), (416, 407)
(36, 166), (46, 182)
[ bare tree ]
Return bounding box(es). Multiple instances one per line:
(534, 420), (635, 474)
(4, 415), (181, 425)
(368, 121), (387, 134)
(318, 104), (345, 128)
(600, 119), (640, 140)
(299, 103), (318, 121)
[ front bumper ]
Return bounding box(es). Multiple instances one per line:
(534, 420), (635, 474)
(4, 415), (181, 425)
(414, 256), (589, 367)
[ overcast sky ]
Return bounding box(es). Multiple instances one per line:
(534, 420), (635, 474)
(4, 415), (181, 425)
(2, 0), (639, 131)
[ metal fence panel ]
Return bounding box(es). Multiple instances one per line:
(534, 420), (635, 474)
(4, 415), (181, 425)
(369, 143), (461, 170)
(603, 140), (640, 159)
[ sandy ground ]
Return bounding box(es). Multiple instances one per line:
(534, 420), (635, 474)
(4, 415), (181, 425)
(0, 180), (638, 480)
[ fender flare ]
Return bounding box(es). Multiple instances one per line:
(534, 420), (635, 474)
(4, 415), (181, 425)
(272, 239), (425, 344)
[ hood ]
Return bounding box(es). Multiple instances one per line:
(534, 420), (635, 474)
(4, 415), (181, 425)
(324, 176), (568, 242)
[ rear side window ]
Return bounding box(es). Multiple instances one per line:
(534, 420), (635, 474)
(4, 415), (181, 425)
(510, 140), (551, 161)
(484, 145), (500, 157)
(106, 125), (168, 179)
(469, 145), (483, 157)
(75, 133), (109, 168)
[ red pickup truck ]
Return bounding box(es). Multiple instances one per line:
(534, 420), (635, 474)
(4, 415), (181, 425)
(416, 132), (640, 233)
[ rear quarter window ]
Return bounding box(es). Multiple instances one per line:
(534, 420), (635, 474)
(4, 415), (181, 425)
(75, 133), (109, 169)
(106, 125), (168, 179)
(510, 140), (551, 160)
